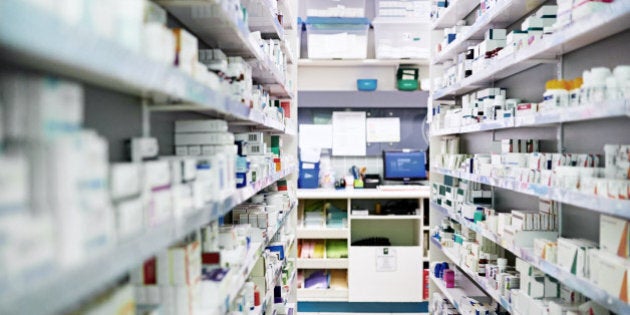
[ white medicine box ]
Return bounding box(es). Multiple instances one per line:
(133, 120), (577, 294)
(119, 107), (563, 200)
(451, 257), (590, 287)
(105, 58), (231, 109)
(306, 17), (369, 59)
(372, 18), (430, 59)
(305, 0), (367, 17)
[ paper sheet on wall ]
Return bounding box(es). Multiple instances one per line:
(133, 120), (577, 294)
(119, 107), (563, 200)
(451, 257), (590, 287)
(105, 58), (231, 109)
(332, 111), (366, 156)
(299, 124), (333, 149)
(366, 117), (400, 143)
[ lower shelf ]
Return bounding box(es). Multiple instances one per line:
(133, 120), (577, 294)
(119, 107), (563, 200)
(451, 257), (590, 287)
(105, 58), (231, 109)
(297, 288), (349, 301)
(430, 275), (485, 312)
(297, 258), (349, 269)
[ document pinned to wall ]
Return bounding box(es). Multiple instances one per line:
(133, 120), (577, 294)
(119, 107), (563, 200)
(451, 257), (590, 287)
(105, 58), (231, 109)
(332, 111), (366, 156)
(299, 124), (333, 149)
(366, 117), (400, 143)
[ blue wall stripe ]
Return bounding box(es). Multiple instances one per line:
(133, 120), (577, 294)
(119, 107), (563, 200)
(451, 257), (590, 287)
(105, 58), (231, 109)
(297, 302), (429, 313)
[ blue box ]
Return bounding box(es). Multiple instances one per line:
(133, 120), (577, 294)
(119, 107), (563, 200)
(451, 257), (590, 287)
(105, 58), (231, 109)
(299, 162), (320, 189)
(357, 79), (377, 91)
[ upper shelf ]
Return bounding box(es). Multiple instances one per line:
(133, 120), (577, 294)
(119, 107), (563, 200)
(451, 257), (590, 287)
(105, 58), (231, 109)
(430, 0), (479, 30)
(297, 188), (430, 199)
(298, 59), (430, 67)
(298, 91), (429, 108)
(155, 0), (291, 96)
(247, 0), (285, 39)
(0, 166), (297, 315)
(433, 0), (545, 64)
(0, 0), (292, 132)
(432, 1), (630, 100)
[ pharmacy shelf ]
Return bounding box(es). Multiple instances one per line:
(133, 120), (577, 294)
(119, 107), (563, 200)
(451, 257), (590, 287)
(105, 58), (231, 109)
(297, 228), (349, 239)
(149, 104), (287, 133)
(278, 0), (296, 30)
(155, 0), (292, 98)
(431, 99), (630, 136)
(432, 167), (630, 219)
(247, 0), (285, 40)
(433, 0), (545, 64)
(297, 258), (349, 269)
(431, 238), (513, 313)
(0, 166), (296, 315)
(0, 0), (292, 136)
(281, 40), (296, 65)
(297, 188), (430, 199)
(298, 91), (429, 108)
(350, 215), (423, 220)
(297, 288), (349, 301)
(430, 0), (479, 30)
(429, 275), (486, 312)
(432, 1), (630, 100)
(430, 202), (630, 315)
(298, 59), (430, 67)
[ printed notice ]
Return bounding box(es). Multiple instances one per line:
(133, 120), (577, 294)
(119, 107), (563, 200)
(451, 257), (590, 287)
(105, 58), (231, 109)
(332, 111), (366, 156)
(376, 248), (396, 272)
(299, 124), (333, 149)
(366, 117), (400, 143)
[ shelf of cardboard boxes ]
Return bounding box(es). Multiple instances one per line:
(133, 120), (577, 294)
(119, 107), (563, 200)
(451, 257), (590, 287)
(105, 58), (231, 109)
(432, 0), (546, 64)
(430, 237), (513, 312)
(156, 0), (293, 98)
(431, 167), (630, 219)
(430, 99), (630, 136)
(430, 202), (630, 315)
(430, 0), (479, 30)
(429, 273), (487, 313)
(0, 166), (297, 315)
(432, 1), (630, 100)
(278, 0), (296, 30)
(0, 0), (293, 134)
(246, 0), (285, 40)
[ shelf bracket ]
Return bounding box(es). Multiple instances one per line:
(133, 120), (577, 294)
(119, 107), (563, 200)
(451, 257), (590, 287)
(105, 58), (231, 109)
(142, 98), (151, 137)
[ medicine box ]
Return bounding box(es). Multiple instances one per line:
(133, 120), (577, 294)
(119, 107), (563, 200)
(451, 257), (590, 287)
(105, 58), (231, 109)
(305, 0), (366, 17)
(600, 215), (630, 257)
(485, 29), (507, 41)
(235, 132), (264, 144)
(373, 18), (430, 59)
(110, 163), (142, 200)
(306, 17), (369, 59)
(172, 28), (198, 75)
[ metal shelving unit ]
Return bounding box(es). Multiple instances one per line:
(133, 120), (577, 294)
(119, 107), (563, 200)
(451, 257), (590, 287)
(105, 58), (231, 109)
(0, 0), (299, 314)
(428, 1), (630, 314)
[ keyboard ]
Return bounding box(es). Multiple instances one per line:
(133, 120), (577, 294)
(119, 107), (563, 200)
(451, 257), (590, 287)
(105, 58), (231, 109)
(377, 184), (427, 191)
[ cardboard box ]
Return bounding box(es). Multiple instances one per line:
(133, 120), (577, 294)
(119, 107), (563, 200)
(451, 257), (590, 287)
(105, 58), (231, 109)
(600, 215), (630, 258)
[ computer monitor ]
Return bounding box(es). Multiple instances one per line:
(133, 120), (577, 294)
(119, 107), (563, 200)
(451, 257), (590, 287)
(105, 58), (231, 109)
(383, 150), (427, 183)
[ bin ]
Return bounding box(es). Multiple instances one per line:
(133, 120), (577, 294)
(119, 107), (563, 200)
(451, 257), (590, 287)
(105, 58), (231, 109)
(305, 0), (366, 18)
(373, 18), (430, 59)
(299, 161), (320, 188)
(306, 17), (369, 59)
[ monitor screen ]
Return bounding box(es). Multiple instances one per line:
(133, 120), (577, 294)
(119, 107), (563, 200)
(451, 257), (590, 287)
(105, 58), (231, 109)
(383, 150), (427, 181)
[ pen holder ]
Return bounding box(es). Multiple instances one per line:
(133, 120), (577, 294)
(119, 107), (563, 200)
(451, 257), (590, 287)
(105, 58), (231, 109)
(353, 179), (364, 188)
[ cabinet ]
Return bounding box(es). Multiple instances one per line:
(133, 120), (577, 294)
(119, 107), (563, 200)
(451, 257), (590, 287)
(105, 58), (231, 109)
(428, 1), (630, 314)
(296, 188), (430, 302)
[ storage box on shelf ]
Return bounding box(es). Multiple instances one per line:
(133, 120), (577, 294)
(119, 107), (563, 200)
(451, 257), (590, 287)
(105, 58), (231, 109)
(373, 18), (431, 59)
(375, 0), (431, 21)
(305, 17), (370, 59)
